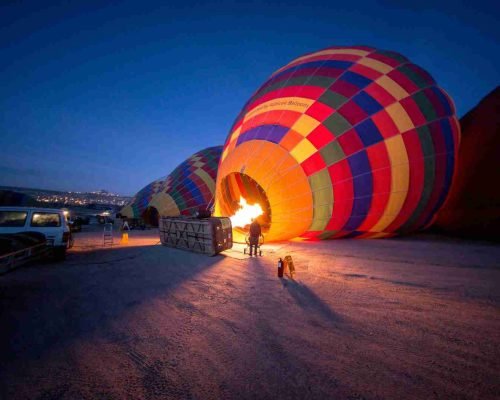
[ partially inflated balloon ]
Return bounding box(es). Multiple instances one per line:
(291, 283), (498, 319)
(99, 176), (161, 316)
(122, 146), (222, 220)
(215, 46), (460, 241)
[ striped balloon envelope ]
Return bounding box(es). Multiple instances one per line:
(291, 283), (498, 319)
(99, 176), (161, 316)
(215, 46), (460, 241)
(121, 146), (222, 221)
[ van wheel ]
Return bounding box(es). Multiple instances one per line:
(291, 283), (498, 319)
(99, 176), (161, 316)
(54, 247), (66, 261)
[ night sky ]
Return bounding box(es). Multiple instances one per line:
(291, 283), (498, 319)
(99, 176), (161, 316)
(1, 0), (498, 195)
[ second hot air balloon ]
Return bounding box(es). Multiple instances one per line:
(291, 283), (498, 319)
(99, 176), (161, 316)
(121, 146), (222, 225)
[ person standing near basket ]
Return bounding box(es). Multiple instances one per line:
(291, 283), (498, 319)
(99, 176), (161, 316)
(249, 218), (261, 256)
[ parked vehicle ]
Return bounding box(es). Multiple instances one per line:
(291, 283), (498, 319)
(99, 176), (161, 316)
(0, 232), (49, 274)
(128, 218), (146, 230)
(97, 215), (114, 224)
(0, 207), (72, 260)
(68, 218), (82, 232)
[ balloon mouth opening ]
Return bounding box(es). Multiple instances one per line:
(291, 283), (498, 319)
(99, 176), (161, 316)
(141, 206), (159, 227)
(219, 172), (272, 238)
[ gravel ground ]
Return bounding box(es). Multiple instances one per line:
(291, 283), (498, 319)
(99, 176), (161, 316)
(0, 227), (499, 400)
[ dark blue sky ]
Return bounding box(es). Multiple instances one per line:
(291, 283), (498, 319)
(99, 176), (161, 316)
(1, 0), (498, 195)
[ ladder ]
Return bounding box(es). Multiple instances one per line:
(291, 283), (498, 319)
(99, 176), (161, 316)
(103, 223), (114, 246)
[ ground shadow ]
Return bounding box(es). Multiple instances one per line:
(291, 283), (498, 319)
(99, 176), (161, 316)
(0, 244), (223, 366)
(281, 278), (342, 324)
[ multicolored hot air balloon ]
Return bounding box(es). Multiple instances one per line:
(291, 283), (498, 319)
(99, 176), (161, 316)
(121, 146), (222, 224)
(215, 46), (460, 241)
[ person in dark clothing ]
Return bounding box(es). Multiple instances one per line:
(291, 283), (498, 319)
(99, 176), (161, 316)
(249, 218), (262, 256)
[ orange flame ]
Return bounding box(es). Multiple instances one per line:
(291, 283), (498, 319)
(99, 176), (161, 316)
(230, 197), (263, 228)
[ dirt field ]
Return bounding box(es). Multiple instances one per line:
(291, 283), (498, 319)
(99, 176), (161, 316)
(1, 227), (499, 399)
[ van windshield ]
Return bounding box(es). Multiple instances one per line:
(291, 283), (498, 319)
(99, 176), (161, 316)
(0, 211), (28, 227)
(31, 212), (61, 227)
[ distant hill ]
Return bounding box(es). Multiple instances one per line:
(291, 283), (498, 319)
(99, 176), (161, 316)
(0, 186), (131, 210)
(0, 190), (38, 207)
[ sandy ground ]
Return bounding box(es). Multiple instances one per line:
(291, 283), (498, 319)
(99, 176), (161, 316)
(0, 226), (499, 400)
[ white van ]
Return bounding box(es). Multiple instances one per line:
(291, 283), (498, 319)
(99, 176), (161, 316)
(0, 207), (71, 260)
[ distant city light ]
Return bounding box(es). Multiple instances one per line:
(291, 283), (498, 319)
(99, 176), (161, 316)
(2, 186), (132, 209)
